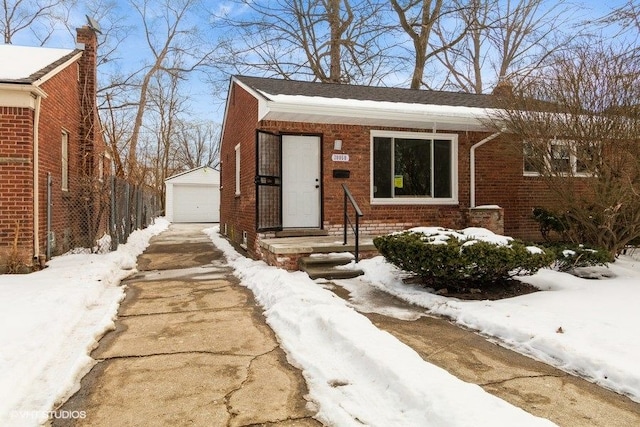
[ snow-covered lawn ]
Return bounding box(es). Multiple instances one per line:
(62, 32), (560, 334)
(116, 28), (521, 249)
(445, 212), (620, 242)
(2, 220), (637, 427)
(0, 218), (169, 427)
(354, 252), (640, 404)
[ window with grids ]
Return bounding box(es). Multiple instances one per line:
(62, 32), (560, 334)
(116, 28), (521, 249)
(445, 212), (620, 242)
(524, 139), (594, 176)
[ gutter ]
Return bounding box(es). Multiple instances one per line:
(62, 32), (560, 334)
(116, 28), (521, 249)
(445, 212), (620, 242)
(33, 94), (42, 263)
(470, 131), (502, 208)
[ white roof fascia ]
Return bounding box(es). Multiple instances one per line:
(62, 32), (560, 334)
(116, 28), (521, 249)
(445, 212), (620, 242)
(165, 165), (218, 182)
(33, 52), (82, 87)
(220, 78), (237, 142)
(258, 94), (498, 130)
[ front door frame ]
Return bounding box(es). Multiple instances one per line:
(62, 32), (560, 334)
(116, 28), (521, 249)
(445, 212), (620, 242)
(281, 132), (323, 229)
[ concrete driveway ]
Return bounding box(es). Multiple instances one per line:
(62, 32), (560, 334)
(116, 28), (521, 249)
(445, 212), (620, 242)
(327, 282), (640, 427)
(53, 223), (321, 426)
(52, 223), (640, 426)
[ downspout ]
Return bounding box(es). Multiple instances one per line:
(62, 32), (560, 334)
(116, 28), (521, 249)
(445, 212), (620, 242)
(470, 131), (502, 208)
(33, 94), (42, 263)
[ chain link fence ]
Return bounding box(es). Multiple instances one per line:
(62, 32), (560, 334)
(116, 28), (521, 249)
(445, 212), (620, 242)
(45, 173), (161, 258)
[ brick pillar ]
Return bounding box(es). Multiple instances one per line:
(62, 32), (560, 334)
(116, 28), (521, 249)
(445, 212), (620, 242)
(468, 205), (504, 235)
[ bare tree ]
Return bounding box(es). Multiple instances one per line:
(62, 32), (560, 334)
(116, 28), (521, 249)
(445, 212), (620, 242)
(142, 69), (187, 201)
(176, 121), (220, 170)
(436, 0), (580, 93)
(490, 43), (640, 255)
(82, 0), (133, 67)
(1, 0), (75, 44)
(601, 0), (640, 30)
(390, 0), (472, 89)
(113, 0), (217, 183)
(135, 67), (219, 205)
(211, 0), (394, 84)
(101, 91), (133, 178)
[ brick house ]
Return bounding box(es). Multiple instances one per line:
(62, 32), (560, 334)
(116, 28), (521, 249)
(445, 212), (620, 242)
(219, 75), (560, 265)
(0, 26), (109, 271)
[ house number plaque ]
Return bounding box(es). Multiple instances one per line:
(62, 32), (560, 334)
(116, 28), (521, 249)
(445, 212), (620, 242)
(331, 154), (350, 162)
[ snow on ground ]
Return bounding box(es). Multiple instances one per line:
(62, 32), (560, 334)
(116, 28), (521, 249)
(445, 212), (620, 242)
(204, 227), (555, 427)
(0, 218), (169, 427)
(3, 220), (636, 426)
(354, 243), (640, 404)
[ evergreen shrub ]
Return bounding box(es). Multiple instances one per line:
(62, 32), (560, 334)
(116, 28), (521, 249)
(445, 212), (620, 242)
(373, 229), (554, 289)
(542, 243), (613, 272)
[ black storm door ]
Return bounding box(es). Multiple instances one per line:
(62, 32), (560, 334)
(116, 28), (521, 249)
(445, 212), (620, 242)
(255, 131), (282, 231)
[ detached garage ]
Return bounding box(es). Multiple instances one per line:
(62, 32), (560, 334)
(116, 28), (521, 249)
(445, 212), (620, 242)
(165, 166), (220, 223)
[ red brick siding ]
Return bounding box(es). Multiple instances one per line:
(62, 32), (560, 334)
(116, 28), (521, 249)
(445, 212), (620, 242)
(473, 135), (560, 241)
(258, 121), (476, 234)
(77, 26), (101, 175)
(0, 107), (35, 261)
(219, 83), (260, 256)
(37, 61), (84, 257)
(1, 31), (107, 267)
(220, 82), (581, 261)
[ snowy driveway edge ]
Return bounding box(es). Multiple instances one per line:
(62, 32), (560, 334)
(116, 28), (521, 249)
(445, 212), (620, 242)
(0, 218), (169, 427)
(204, 227), (556, 427)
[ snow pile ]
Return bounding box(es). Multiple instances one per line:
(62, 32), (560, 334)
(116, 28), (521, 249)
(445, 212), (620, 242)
(205, 227), (555, 427)
(359, 249), (640, 403)
(404, 226), (513, 246)
(0, 218), (169, 427)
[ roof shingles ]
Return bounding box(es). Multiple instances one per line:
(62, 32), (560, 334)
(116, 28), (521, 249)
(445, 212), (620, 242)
(0, 45), (79, 84)
(235, 75), (497, 108)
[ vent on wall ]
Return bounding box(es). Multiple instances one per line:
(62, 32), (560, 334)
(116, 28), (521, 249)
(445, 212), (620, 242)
(241, 230), (248, 249)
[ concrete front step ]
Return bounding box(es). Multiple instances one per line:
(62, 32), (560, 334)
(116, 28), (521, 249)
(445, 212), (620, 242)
(275, 229), (329, 238)
(299, 254), (364, 280)
(299, 254), (354, 267)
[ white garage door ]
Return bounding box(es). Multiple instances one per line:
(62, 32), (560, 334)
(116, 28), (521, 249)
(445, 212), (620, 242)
(173, 184), (219, 222)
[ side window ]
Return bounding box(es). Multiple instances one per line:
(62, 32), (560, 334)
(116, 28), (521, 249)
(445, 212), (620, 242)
(62, 131), (69, 191)
(235, 143), (241, 195)
(99, 154), (104, 182)
(550, 141), (571, 173)
(523, 141), (542, 174)
(523, 139), (591, 176)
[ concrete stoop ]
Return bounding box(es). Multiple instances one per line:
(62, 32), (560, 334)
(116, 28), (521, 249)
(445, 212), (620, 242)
(299, 253), (364, 280)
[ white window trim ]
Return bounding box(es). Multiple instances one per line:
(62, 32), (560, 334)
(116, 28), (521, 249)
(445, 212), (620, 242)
(370, 130), (459, 205)
(235, 143), (241, 196)
(61, 131), (69, 191)
(523, 139), (592, 177)
(98, 153), (104, 182)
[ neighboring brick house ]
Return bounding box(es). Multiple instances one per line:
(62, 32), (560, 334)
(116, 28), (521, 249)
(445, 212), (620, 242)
(219, 75), (562, 262)
(0, 26), (109, 271)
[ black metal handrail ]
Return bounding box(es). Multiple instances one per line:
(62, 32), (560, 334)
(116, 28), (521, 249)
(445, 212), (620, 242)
(342, 184), (364, 262)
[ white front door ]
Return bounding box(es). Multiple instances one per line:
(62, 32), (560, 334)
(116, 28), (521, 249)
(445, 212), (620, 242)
(282, 135), (321, 228)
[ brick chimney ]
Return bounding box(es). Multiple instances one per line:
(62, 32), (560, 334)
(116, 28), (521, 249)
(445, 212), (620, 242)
(76, 26), (99, 175)
(492, 80), (514, 98)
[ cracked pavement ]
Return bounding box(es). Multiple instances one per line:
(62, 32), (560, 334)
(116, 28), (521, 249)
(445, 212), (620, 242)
(327, 283), (640, 427)
(53, 224), (321, 427)
(51, 222), (640, 426)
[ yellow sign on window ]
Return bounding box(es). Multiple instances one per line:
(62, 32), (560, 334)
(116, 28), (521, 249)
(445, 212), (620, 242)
(394, 175), (403, 188)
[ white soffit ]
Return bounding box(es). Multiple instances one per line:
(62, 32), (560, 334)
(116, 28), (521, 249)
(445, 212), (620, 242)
(257, 92), (498, 131)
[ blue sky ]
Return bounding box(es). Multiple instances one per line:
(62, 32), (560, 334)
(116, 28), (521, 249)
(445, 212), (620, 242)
(6, 0), (633, 125)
